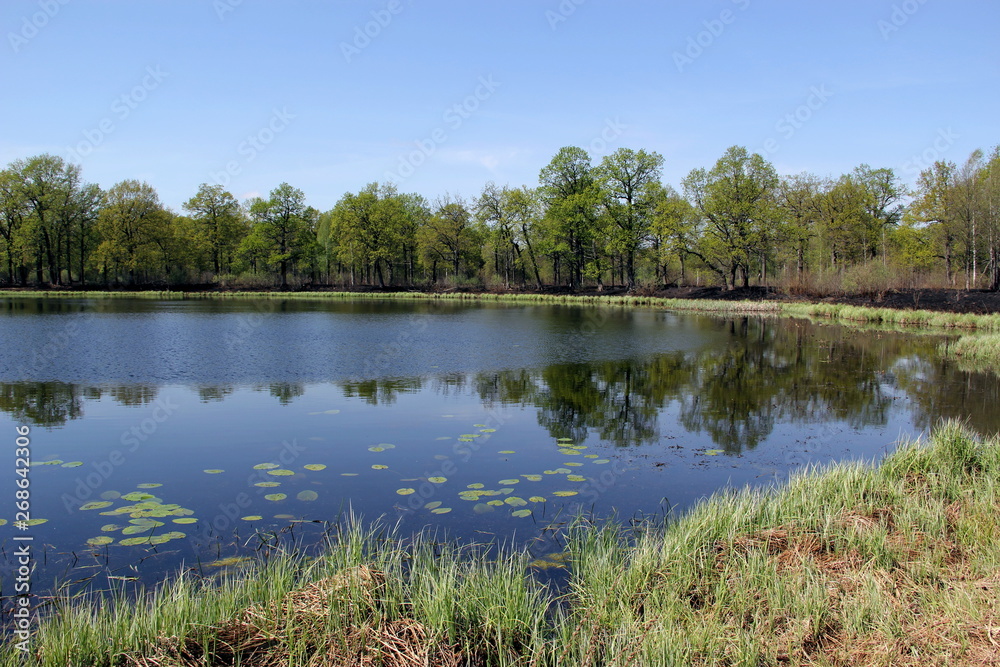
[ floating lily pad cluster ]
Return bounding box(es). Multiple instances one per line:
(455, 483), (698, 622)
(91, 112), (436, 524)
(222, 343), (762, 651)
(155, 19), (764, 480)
(79, 484), (195, 548)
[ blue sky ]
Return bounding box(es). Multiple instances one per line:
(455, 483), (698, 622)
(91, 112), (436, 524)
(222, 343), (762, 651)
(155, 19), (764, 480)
(2, 0), (997, 212)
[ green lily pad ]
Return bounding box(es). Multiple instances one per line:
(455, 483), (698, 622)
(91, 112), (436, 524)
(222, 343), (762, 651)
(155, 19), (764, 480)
(119, 537), (154, 547)
(23, 518), (47, 526)
(473, 423), (488, 427)
(543, 470), (559, 475)
(254, 463), (280, 470)
(341, 473), (358, 476)
(458, 491), (481, 501)
(424, 501), (442, 510)
(499, 488), (514, 495)
(203, 469), (225, 474)
(584, 454), (598, 459)
(559, 449), (580, 456)
(121, 492), (155, 502)
(498, 479), (519, 485)
(529, 496), (546, 503)
(368, 446), (386, 452)
(0, 519), (6, 526)
(264, 493), (287, 501)
(467, 483), (484, 489)
(80, 501), (113, 511)
(267, 469), (295, 476)
(297, 490), (319, 501)
(86, 536), (114, 546)
(593, 459), (610, 464)
(428, 477), (447, 484)
(396, 488), (416, 496)
(122, 525), (152, 535)
(206, 556), (251, 567)
(100, 523), (120, 532)
(504, 497), (527, 507)
(498, 450), (515, 454)
(33, 459), (63, 466)
(129, 518), (164, 527)
(431, 507), (451, 514)
(522, 474), (543, 482)
(480, 428), (497, 433)
(487, 500), (504, 506)
(473, 503), (494, 514)
(255, 481), (281, 487)
(100, 491), (121, 500)
(172, 518), (198, 524)
(242, 515), (263, 521)
(61, 461), (84, 468)
(557, 438), (574, 443)
(274, 514), (295, 520)
(137, 483), (163, 489)
(512, 509), (532, 518)
(554, 468), (571, 474)
(303, 464), (326, 471)
(704, 449), (724, 456)
(371, 464), (388, 470)
(552, 491), (578, 497)
(567, 475), (586, 482)
(565, 462), (584, 467)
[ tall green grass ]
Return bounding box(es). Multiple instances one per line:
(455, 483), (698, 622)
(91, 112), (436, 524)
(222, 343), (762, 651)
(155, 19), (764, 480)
(5, 423), (999, 666)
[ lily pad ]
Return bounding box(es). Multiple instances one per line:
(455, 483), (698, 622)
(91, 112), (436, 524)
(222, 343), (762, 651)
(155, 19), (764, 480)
(121, 492), (155, 502)
(552, 491), (578, 497)
(122, 525), (152, 535)
(264, 493), (287, 502)
(498, 479), (519, 485)
(487, 500), (504, 506)
(554, 468), (572, 474)
(593, 459), (610, 464)
(80, 501), (113, 511)
(241, 515), (263, 521)
(522, 474), (543, 482)
(368, 446), (386, 452)
(512, 509), (532, 518)
(431, 507), (451, 514)
(504, 497), (527, 507)
(559, 449), (580, 456)
(557, 438), (574, 443)
(100, 491), (121, 500)
(341, 473), (358, 476)
(424, 501), (442, 510)
(100, 524), (120, 532)
(267, 469), (295, 476)
(303, 464), (326, 471)
(565, 462), (584, 467)
(255, 481), (281, 487)
(86, 536), (114, 546)
(473, 503), (493, 514)
(567, 475), (586, 482)
(203, 469), (225, 474)
(206, 556), (251, 567)
(529, 496), (546, 503)
(129, 518), (164, 527)
(371, 464), (388, 470)
(458, 491), (481, 501)
(467, 483), (484, 489)
(172, 518), (198, 524)
(33, 459), (63, 466)
(473, 423), (488, 427)
(396, 488), (416, 496)
(119, 537), (154, 546)
(61, 461), (84, 468)
(136, 483), (163, 489)
(23, 518), (47, 526)
(704, 449), (724, 456)
(297, 490), (319, 501)
(480, 428), (497, 433)
(253, 463), (280, 470)
(428, 477), (447, 484)
(584, 454), (599, 459)
(498, 450), (515, 454)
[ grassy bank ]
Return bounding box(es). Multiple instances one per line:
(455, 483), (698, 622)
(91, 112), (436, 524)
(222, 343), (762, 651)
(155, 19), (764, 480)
(8, 287), (1000, 330)
(943, 334), (1000, 372)
(5, 423), (999, 666)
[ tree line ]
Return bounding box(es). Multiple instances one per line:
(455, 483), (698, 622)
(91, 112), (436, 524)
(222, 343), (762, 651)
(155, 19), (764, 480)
(1, 144), (998, 291)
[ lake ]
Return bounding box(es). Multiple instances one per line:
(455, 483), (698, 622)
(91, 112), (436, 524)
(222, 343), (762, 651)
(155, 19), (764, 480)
(1, 296), (998, 593)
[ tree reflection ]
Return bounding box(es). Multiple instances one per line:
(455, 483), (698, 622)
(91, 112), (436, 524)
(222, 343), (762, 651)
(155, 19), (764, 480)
(1, 318), (996, 448)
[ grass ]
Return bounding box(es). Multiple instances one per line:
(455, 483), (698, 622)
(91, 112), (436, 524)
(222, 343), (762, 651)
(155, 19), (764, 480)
(6, 288), (1000, 332)
(942, 334), (1000, 373)
(5, 423), (1000, 666)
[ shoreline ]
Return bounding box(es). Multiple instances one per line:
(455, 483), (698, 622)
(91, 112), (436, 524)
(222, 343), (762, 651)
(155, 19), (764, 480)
(5, 423), (999, 665)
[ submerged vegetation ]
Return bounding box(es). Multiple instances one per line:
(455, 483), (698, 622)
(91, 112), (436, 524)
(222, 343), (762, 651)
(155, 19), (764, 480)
(5, 423), (999, 666)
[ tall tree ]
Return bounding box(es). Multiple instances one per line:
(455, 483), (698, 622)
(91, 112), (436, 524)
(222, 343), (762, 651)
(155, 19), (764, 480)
(596, 148), (664, 288)
(249, 183), (310, 288)
(538, 147), (602, 287)
(93, 180), (168, 285)
(683, 146), (779, 289)
(183, 184), (245, 276)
